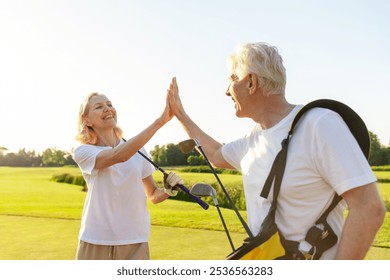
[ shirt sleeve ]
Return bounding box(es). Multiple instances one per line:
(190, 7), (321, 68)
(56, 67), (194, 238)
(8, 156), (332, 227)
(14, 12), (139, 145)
(311, 110), (377, 195)
(221, 136), (249, 172)
(73, 145), (101, 176)
(139, 147), (156, 179)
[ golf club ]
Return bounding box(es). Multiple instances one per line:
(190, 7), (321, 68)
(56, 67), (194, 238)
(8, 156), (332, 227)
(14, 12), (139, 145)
(121, 138), (209, 210)
(190, 183), (235, 251)
(179, 138), (254, 238)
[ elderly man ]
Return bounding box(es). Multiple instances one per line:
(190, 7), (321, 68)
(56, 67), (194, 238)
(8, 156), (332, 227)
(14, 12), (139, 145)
(167, 42), (385, 259)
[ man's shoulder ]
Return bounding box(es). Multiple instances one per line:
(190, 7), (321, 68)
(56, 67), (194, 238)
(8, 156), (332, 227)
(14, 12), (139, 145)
(296, 107), (342, 127)
(292, 99), (365, 131)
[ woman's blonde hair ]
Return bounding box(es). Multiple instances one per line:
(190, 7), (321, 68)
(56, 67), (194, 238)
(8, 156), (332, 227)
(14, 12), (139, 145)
(75, 92), (123, 144)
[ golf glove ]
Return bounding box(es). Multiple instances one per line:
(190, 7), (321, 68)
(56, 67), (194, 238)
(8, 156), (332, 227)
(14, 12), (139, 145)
(163, 172), (183, 196)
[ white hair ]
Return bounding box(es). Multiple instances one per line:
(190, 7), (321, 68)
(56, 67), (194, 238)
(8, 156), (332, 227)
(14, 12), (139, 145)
(228, 42), (286, 96)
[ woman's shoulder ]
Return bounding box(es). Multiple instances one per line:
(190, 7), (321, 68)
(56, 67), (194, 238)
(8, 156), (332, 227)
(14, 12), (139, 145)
(73, 143), (104, 160)
(74, 143), (98, 152)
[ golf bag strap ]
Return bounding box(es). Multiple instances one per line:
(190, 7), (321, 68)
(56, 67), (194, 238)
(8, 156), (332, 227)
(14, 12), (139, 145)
(260, 136), (291, 200)
(289, 99), (370, 159)
(316, 194), (343, 224)
(259, 136), (340, 260)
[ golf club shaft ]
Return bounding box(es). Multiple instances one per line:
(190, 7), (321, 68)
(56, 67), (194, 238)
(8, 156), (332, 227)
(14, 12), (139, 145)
(196, 145), (254, 238)
(137, 151), (209, 210)
(216, 205), (235, 251)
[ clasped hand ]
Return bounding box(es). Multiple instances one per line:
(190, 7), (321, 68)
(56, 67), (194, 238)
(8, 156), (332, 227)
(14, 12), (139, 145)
(163, 172), (184, 196)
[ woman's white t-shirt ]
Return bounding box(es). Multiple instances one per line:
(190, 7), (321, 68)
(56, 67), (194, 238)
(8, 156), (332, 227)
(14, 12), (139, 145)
(73, 141), (155, 245)
(221, 106), (376, 259)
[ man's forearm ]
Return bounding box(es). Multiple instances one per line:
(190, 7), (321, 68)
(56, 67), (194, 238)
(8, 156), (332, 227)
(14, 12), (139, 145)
(336, 184), (386, 259)
(335, 210), (378, 259)
(177, 111), (223, 159)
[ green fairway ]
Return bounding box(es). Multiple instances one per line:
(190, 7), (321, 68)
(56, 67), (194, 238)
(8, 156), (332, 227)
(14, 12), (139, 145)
(1, 214), (388, 260)
(0, 215), (246, 260)
(0, 215), (79, 260)
(0, 167), (389, 260)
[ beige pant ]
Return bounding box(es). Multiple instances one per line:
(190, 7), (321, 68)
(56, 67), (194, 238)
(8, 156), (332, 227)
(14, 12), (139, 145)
(76, 241), (150, 260)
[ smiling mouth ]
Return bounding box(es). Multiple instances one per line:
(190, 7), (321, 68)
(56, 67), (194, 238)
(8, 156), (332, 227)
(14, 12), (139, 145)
(103, 114), (114, 120)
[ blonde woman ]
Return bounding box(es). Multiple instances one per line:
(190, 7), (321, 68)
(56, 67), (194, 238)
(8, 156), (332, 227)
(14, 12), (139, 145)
(73, 90), (182, 260)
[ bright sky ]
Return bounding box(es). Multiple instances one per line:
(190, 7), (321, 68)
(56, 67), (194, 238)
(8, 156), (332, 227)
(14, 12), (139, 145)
(1, 0), (389, 154)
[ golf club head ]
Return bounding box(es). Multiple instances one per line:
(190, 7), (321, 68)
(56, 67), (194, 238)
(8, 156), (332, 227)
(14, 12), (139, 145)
(192, 184), (234, 251)
(178, 138), (202, 153)
(190, 183), (216, 197)
(190, 183), (218, 206)
(181, 140), (254, 238)
(178, 139), (196, 154)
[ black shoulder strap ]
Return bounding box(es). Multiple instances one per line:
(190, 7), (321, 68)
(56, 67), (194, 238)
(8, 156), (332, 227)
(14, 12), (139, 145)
(289, 99), (370, 159)
(260, 99), (370, 201)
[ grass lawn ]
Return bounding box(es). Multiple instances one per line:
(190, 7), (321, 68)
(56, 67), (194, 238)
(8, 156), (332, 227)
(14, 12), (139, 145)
(0, 167), (389, 260)
(0, 215), (246, 260)
(1, 214), (388, 260)
(0, 215), (80, 260)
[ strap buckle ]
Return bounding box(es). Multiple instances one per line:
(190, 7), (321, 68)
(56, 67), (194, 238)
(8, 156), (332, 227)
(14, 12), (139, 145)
(298, 240), (316, 260)
(303, 247), (316, 260)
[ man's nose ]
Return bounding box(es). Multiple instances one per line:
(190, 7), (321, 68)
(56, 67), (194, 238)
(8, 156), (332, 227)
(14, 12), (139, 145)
(225, 85), (231, 96)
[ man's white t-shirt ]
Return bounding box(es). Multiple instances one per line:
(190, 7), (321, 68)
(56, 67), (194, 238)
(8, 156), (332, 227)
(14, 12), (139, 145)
(73, 140), (155, 245)
(221, 106), (376, 259)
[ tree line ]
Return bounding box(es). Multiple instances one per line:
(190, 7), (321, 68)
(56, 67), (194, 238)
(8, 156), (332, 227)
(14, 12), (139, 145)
(1, 132), (389, 167)
(0, 147), (75, 167)
(0, 144), (204, 167)
(368, 132), (390, 166)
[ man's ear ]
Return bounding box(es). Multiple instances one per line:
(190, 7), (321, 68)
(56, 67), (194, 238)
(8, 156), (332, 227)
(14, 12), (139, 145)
(248, 74), (257, 94)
